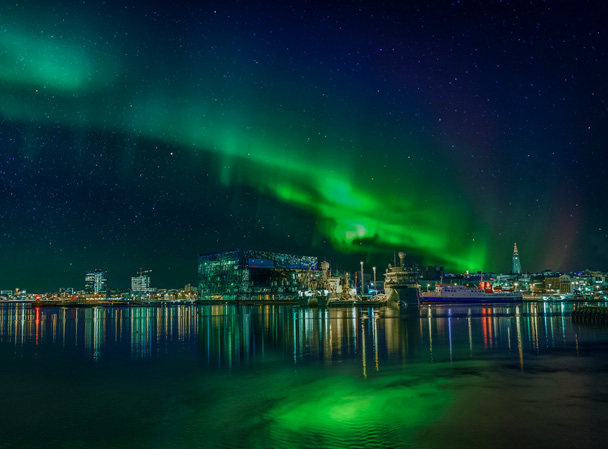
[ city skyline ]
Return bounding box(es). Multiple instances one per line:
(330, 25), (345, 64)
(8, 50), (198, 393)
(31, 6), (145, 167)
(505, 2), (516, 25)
(1, 1), (607, 291)
(6, 242), (607, 293)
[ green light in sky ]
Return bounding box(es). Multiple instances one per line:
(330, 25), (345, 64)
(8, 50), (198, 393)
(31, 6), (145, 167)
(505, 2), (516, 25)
(0, 30), (105, 91)
(0, 19), (488, 272)
(250, 160), (487, 271)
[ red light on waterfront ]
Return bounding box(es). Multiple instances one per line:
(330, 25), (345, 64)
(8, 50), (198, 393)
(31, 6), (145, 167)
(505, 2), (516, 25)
(35, 307), (40, 345)
(35, 295), (41, 300)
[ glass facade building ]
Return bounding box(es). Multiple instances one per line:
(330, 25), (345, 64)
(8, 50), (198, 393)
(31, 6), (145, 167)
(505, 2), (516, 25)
(198, 250), (318, 299)
(85, 269), (107, 294)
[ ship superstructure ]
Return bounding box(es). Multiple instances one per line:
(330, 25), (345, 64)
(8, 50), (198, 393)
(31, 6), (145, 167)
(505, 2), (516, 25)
(383, 251), (421, 310)
(298, 262), (360, 307)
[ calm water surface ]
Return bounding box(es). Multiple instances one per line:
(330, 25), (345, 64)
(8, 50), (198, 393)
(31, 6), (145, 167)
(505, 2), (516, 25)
(1, 302), (607, 448)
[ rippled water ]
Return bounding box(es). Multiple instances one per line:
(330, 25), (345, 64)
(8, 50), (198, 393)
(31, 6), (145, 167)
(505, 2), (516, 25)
(1, 302), (607, 448)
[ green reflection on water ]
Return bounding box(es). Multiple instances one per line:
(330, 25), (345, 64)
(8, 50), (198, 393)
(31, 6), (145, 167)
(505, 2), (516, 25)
(266, 373), (451, 448)
(1, 303), (608, 448)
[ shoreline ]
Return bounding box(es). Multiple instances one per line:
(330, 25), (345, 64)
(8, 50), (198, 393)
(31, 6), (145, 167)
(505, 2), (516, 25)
(16, 297), (602, 309)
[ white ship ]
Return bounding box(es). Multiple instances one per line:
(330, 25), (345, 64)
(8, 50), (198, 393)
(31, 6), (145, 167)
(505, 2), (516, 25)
(422, 284), (523, 303)
(382, 251), (421, 310)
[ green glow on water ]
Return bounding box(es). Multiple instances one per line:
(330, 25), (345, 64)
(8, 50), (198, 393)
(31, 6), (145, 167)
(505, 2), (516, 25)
(1, 303), (605, 448)
(267, 374), (451, 447)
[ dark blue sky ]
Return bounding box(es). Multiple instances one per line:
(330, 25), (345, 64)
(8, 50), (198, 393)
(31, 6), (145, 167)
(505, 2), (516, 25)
(1, 1), (607, 291)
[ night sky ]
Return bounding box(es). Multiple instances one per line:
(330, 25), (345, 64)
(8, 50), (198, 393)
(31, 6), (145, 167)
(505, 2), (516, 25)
(1, 1), (607, 291)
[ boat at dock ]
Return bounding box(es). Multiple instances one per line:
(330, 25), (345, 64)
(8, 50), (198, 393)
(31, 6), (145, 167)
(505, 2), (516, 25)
(298, 262), (367, 307)
(382, 251), (421, 310)
(422, 284), (522, 303)
(298, 262), (332, 307)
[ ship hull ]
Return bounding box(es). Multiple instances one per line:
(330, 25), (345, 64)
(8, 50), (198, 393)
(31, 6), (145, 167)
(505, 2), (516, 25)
(421, 294), (522, 304)
(385, 285), (421, 310)
(298, 295), (330, 307)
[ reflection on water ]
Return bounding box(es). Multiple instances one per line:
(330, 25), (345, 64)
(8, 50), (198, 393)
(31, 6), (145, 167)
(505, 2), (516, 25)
(0, 302), (606, 369)
(1, 301), (608, 449)
(0, 305), (200, 361)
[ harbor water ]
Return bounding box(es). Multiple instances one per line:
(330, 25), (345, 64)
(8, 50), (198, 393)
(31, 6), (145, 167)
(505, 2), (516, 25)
(1, 302), (607, 448)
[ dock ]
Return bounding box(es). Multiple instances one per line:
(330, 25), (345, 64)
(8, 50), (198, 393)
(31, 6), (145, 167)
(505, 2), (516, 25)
(572, 306), (608, 324)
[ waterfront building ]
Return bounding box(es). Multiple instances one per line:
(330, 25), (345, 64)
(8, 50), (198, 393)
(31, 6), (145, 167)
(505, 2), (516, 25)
(104, 286), (130, 299)
(527, 275), (548, 294)
(512, 243), (522, 274)
(442, 273), (466, 286)
(495, 274), (517, 284)
(463, 271), (496, 286)
(424, 265), (445, 280)
(58, 287), (75, 298)
(131, 275), (151, 293)
(578, 272), (605, 294)
(516, 273), (532, 291)
(198, 249), (318, 299)
(85, 270), (107, 294)
(558, 275), (573, 293)
(544, 275), (560, 292)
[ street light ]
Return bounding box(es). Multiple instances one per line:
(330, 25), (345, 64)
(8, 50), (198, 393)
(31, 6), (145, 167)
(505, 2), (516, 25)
(360, 261), (364, 296)
(373, 266), (377, 294)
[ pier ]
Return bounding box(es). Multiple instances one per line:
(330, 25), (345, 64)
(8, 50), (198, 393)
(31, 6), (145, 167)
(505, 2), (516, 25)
(572, 306), (608, 324)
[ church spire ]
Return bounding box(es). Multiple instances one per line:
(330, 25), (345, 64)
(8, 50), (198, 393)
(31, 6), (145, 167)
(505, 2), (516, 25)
(512, 243), (522, 274)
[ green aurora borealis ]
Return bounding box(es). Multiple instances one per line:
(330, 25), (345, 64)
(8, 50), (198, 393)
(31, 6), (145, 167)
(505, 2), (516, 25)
(1, 1), (607, 289)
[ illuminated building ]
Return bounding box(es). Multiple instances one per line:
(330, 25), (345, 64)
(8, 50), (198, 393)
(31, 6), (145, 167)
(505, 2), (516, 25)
(512, 243), (522, 274)
(131, 275), (151, 293)
(85, 269), (107, 294)
(544, 275), (560, 292)
(198, 249), (318, 299)
(559, 275), (572, 293)
(58, 287), (74, 298)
